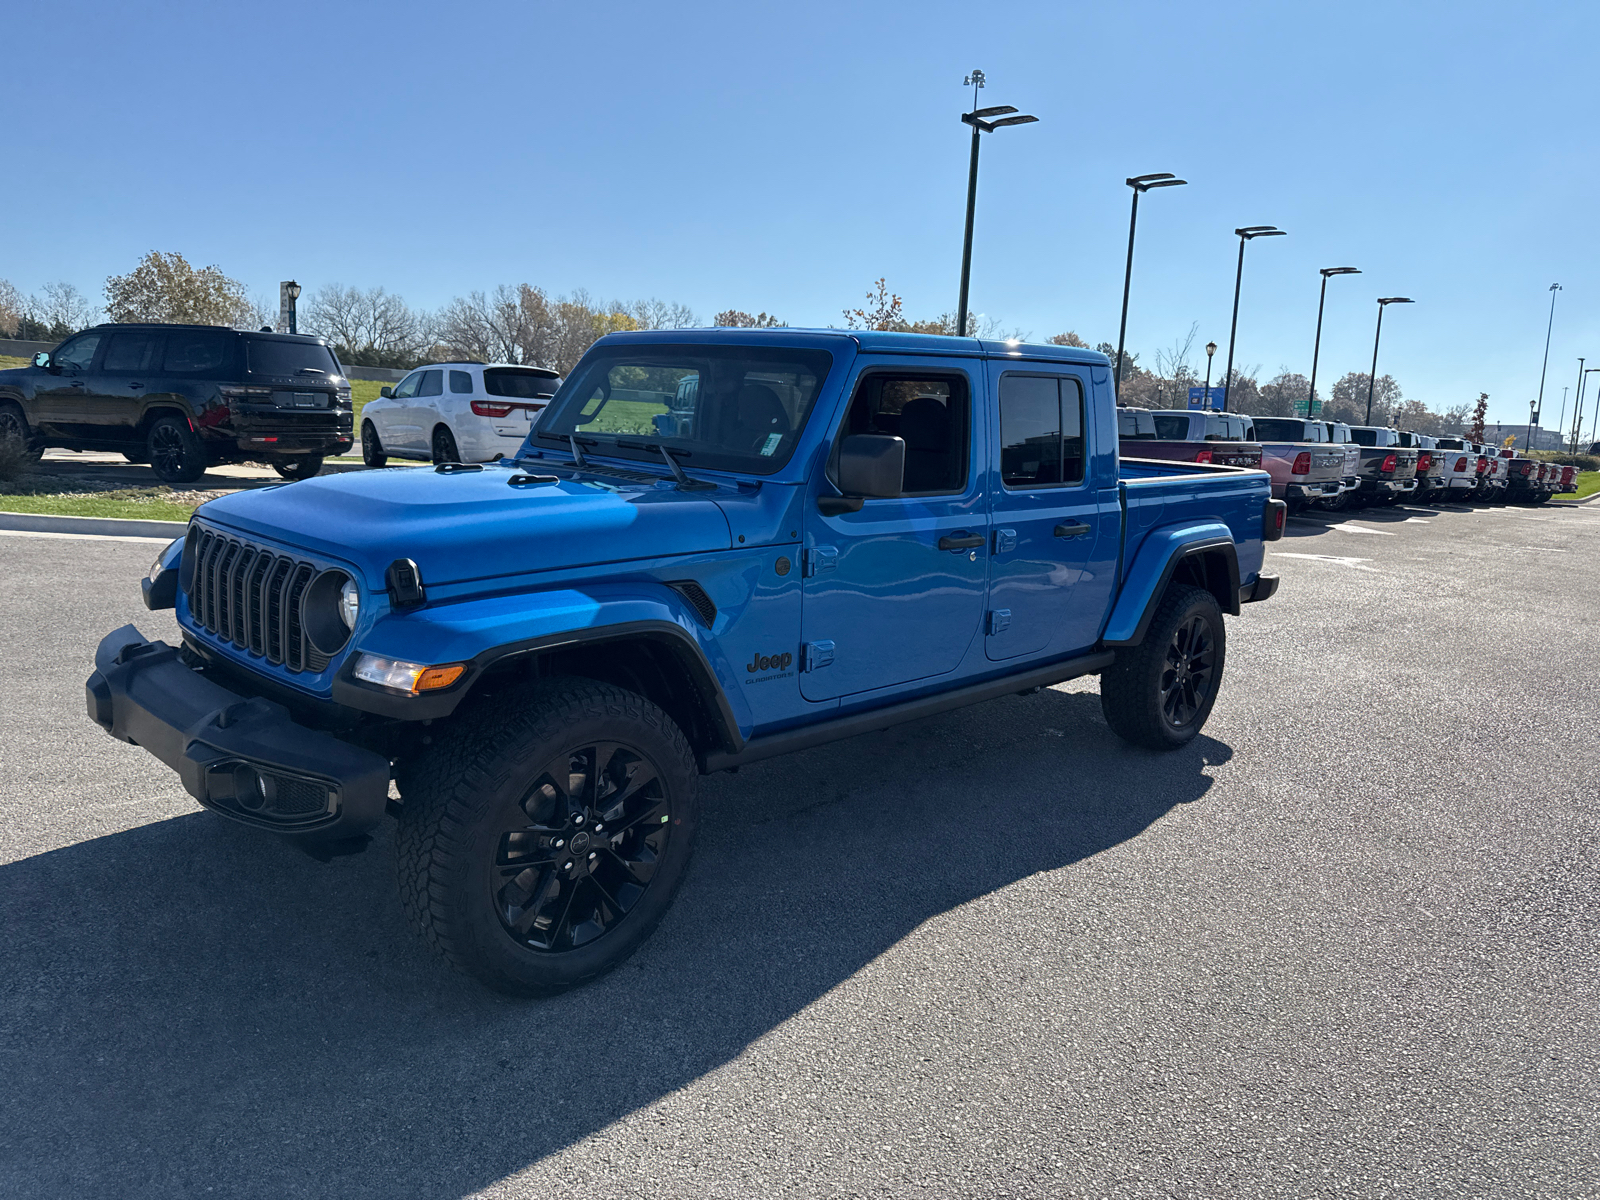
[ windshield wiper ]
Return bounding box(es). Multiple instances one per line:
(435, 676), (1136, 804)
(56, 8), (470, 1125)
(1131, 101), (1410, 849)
(616, 440), (716, 490)
(534, 431), (597, 466)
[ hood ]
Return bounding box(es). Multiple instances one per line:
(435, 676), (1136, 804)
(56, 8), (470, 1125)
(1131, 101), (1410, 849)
(196, 462), (732, 586)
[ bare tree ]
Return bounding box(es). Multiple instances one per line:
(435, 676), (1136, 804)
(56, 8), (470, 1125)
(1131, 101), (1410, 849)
(32, 281), (99, 333)
(714, 310), (784, 328)
(305, 284), (432, 368)
(1048, 331), (1089, 348)
(0, 278), (22, 336)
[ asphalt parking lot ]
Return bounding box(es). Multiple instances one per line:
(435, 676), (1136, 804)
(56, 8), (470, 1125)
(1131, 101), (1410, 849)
(1, 500), (1597, 1199)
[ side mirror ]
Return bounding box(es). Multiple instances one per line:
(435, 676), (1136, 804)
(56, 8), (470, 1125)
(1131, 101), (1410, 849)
(379, 386), (393, 398)
(822, 434), (904, 514)
(32, 352), (50, 369)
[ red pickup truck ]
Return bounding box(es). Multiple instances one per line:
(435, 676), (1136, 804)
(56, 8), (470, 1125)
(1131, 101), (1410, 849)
(1117, 407), (1263, 468)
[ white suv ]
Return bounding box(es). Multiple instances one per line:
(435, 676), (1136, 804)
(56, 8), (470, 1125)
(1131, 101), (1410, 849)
(360, 362), (562, 466)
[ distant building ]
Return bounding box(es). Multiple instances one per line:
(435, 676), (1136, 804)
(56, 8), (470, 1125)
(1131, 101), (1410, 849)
(1481, 423), (1567, 450)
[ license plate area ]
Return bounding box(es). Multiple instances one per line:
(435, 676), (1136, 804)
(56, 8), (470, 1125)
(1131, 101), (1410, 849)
(274, 390), (329, 409)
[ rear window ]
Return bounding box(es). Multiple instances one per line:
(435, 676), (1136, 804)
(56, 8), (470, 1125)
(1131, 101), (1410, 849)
(1254, 418), (1323, 442)
(1118, 409), (1157, 439)
(1325, 423), (1350, 443)
(1204, 414), (1252, 441)
(1435, 438), (1465, 449)
(1152, 413), (1190, 440)
(484, 367), (561, 399)
(1350, 429), (1377, 446)
(245, 338), (339, 378)
(164, 331), (228, 374)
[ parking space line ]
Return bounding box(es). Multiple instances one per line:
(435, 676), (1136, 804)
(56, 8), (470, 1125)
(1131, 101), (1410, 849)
(0, 529), (173, 545)
(1328, 522), (1395, 535)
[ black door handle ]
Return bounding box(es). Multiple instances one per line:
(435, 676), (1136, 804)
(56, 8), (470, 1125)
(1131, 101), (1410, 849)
(938, 533), (985, 551)
(127, 382), (144, 389)
(1054, 523), (1090, 538)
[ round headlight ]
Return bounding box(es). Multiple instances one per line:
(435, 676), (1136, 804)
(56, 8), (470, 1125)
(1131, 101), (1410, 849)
(339, 578), (360, 630)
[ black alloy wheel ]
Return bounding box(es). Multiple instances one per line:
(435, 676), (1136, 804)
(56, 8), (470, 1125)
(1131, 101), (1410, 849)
(147, 415), (206, 483)
(1100, 583), (1227, 750)
(1158, 613), (1218, 730)
(0, 402), (42, 463)
(431, 424), (460, 464)
(272, 456), (323, 481)
(361, 421), (387, 468)
(491, 742), (672, 954)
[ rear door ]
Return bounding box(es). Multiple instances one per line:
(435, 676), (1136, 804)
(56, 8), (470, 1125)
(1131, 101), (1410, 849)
(800, 358), (988, 701)
(985, 367), (1114, 659)
(88, 329), (164, 439)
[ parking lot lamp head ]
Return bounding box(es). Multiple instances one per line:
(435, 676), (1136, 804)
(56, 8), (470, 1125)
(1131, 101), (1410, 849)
(1221, 227), (1286, 410)
(285, 280), (302, 335)
(956, 73), (1037, 340)
(1116, 174), (1189, 392)
(1202, 340), (1217, 407)
(1366, 297), (1414, 425)
(1308, 267), (1361, 415)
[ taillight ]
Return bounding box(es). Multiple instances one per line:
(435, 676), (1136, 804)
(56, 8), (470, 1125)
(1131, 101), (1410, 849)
(1379, 453), (1397, 473)
(1454, 456), (1468, 472)
(1520, 462), (1532, 476)
(1476, 457), (1488, 474)
(1417, 453), (1432, 471)
(1291, 451), (1311, 474)
(1263, 499), (1287, 541)
(1195, 449), (1214, 464)
(471, 400), (515, 418)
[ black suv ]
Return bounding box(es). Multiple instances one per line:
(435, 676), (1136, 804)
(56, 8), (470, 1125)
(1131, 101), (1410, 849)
(0, 324), (354, 482)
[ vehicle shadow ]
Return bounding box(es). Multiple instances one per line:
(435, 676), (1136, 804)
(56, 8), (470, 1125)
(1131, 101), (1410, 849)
(0, 688), (1227, 1198)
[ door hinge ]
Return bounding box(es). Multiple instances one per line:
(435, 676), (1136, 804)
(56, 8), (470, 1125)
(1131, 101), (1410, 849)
(987, 609), (1011, 636)
(992, 528), (1017, 554)
(801, 640), (835, 672)
(803, 546), (838, 577)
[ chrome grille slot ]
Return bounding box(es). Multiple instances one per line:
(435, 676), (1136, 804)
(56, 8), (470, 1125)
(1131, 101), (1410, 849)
(180, 523), (328, 674)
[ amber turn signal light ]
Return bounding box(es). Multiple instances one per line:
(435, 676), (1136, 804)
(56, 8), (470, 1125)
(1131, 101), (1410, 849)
(416, 664), (467, 692)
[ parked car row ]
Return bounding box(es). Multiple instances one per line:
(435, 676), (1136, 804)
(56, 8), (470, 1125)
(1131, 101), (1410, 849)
(1117, 404), (1578, 512)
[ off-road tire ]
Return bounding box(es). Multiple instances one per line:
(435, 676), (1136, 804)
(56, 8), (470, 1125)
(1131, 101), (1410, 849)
(272, 456), (323, 481)
(1100, 583), (1226, 751)
(361, 421), (387, 468)
(395, 677), (700, 996)
(431, 424), (460, 465)
(147, 415), (206, 483)
(0, 401), (43, 464)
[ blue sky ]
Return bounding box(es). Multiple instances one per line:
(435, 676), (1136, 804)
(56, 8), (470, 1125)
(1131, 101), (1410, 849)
(7, 0), (1597, 425)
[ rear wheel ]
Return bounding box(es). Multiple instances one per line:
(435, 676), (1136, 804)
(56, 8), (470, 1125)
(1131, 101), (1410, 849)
(272, 456), (323, 481)
(395, 677), (700, 995)
(361, 421), (388, 468)
(431, 424), (460, 464)
(1100, 583), (1226, 751)
(146, 415), (206, 483)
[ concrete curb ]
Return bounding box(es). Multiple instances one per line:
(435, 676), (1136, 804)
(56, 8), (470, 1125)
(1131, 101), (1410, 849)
(0, 511), (188, 539)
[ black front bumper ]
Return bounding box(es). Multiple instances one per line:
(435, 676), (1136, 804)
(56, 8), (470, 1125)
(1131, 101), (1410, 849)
(86, 625), (390, 842)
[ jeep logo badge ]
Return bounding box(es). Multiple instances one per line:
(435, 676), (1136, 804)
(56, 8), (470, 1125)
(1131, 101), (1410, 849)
(746, 651), (793, 674)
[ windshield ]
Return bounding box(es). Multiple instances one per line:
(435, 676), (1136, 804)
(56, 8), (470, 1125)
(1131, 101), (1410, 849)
(484, 367), (560, 398)
(1253, 418), (1324, 442)
(535, 345), (833, 474)
(245, 338), (340, 378)
(1117, 409), (1157, 439)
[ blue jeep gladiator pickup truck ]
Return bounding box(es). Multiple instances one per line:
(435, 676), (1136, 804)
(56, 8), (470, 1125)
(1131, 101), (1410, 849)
(87, 329), (1282, 994)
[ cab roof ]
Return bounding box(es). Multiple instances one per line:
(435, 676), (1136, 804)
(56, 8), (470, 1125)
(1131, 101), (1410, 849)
(595, 326), (1112, 367)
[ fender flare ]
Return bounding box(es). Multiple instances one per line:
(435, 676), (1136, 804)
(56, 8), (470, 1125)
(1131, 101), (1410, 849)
(1100, 522), (1240, 648)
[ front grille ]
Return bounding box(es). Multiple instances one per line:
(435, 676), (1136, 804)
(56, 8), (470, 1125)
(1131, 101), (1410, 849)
(186, 525), (331, 673)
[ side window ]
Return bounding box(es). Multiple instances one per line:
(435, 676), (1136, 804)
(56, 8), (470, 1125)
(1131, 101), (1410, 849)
(102, 332), (161, 373)
(1152, 413), (1189, 440)
(449, 370), (473, 394)
(52, 333), (102, 372)
(163, 332), (227, 374)
(998, 374), (1085, 489)
(417, 369), (443, 397)
(392, 372), (422, 400)
(839, 373), (970, 495)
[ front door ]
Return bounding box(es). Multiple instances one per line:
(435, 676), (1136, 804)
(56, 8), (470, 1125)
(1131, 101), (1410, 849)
(30, 331), (104, 437)
(384, 370), (426, 451)
(985, 368), (1116, 660)
(800, 361), (988, 702)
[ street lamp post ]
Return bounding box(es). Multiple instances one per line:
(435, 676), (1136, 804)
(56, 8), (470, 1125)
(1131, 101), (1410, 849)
(1532, 282), (1561, 445)
(1115, 172), (1188, 392)
(1584, 366), (1600, 450)
(1364, 297), (1413, 424)
(286, 280), (302, 335)
(1308, 267), (1360, 416)
(1221, 226), (1286, 411)
(955, 70), (1037, 339)
(1570, 360), (1586, 451)
(1202, 340), (1217, 410)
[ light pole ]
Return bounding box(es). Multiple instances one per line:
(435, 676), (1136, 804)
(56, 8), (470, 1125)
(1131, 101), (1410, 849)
(1364, 297), (1413, 424)
(1221, 226), (1286, 410)
(1570, 359), (1586, 451)
(1202, 340), (1217, 410)
(955, 70), (1037, 339)
(1115, 172), (1188, 391)
(1308, 266), (1360, 415)
(1584, 366), (1600, 450)
(1555, 386), (1570, 453)
(286, 280), (302, 335)
(1533, 282), (1561, 442)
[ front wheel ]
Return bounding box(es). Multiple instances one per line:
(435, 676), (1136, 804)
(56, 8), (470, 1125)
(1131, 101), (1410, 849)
(0, 401), (44, 464)
(1100, 583), (1226, 751)
(361, 421), (388, 468)
(395, 678), (700, 995)
(272, 456), (323, 481)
